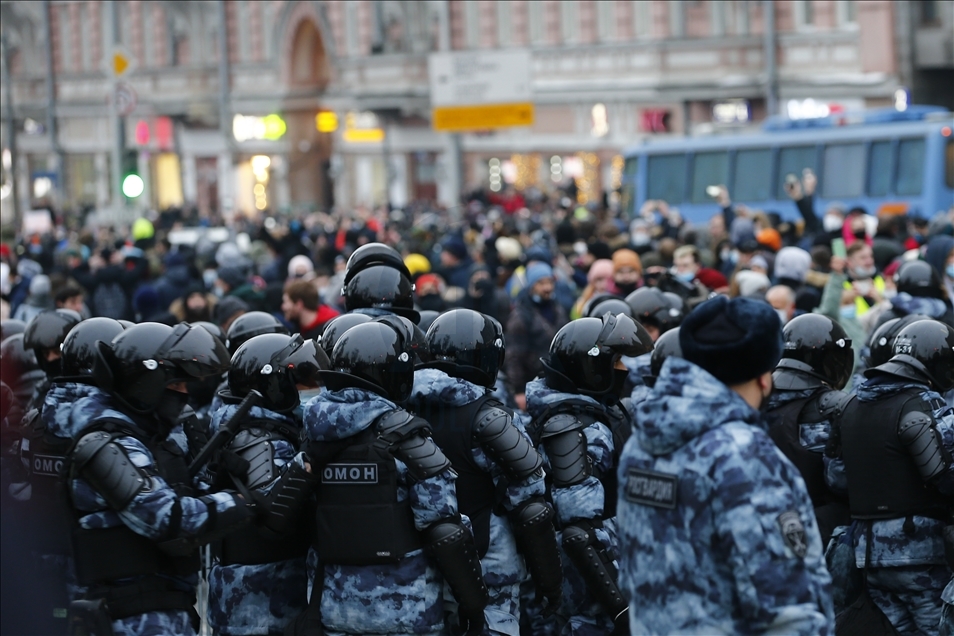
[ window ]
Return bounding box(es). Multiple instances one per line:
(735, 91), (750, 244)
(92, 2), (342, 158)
(497, 2), (511, 47)
(79, 4), (91, 71)
(733, 149), (773, 201)
(669, 1), (685, 37)
(711, 0), (726, 37)
(634, 1), (651, 36)
(822, 144), (865, 198)
(777, 146), (817, 199)
(946, 140), (954, 189)
(896, 138), (925, 196)
(921, 1), (939, 25)
(58, 5), (72, 72)
(836, 1), (857, 27)
(691, 152), (729, 203)
(868, 141), (893, 196)
(795, 0), (814, 28)
(345, 2), (359, 55)
(597, 1), (615, 41)
(529, 1), (544, 44)
(647, 154), (687, 204)
(561, 1), (579, 43)
(621, 157), (639, 217)
(734, 0), (750, 35)
(464, 1), (479, 49)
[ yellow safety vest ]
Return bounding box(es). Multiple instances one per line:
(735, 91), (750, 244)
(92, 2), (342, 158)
(843, 275), (886, 317)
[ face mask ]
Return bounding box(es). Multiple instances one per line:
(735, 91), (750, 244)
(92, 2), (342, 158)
(728, 250), (740, 264)
(156, 388), (189, 426)
(202, 270), (218, 290)
(775, 309), (788, 326)
(212, 286), (225, 298)
(853, 229), (867, 240)
(947, 264), (954, 279)
(883, 288), (897, 300)
(719, 249), (731, 263)
(675, 271), (695, 283)
(823, 215), (843, 233)
(632, 232), (651, 247)
(531, 294), (544, 304)
(839, 304), (857, 320)
(850, 266), (876, 280)
(615, 281), (638, 295)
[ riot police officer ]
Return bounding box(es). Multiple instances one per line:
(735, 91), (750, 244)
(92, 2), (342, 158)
(875, 260), (954, 328)
(639, 327), (681, 391)
(342, 242), (421, 323)
(407, 309), (562, 631)
(765, 313), (853, 545)
(301, 319), (487, 635)
(623, 287), (685, 402)
(63, 322), (259, 634)
(525, 313), (653, 634)
(852, 314), (930, 391)
(206, 333), (324, 636)
(831, 319), (954, 634)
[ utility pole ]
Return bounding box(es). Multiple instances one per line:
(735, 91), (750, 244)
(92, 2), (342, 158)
(109, 1), (124, 222)
(217, 0), (232, 219)
(42, 0), (64, 209)
(763, 0), (779, 117)
(1, 31), (21, 230)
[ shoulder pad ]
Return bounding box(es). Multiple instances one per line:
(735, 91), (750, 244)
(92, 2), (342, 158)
(73, 431), (147, 510)
(899, 408), (934, 432)
(375, 409), (431, 443)
(540, 412), (586, 439)
(474, 404), (543, 481)
(474, 405), (512, 436)
(816, 391), (853, 419)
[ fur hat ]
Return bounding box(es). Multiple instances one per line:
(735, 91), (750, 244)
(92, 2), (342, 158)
(679, 296), (782, 386)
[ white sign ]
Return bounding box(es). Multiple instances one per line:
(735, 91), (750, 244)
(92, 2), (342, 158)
(428, 50), (532, 108)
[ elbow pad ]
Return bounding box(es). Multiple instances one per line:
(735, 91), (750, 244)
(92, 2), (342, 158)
(562, 521), (627, 622)
(474, 405), (543, 482)
(72, 432), (146, 511)
(510, 499), (562, 606)
(376, 410), (452, 481)
(540, 414), (589, 487)
(898, 410), (948, 483)
(258, 460), (319, 537)
(423, 518), (488, 619)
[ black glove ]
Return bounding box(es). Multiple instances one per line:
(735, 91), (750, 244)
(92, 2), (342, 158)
(457, 605), (484, 636)
(211, 449), (250, 491)
(611, 607), (629, 635)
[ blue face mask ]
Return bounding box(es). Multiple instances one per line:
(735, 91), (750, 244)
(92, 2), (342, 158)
(675, 271), (695, 283)
(839, 304), (857, 320)
(947, 263), (954, 279)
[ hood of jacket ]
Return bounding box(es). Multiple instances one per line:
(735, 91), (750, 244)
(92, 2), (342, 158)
(766, 386), (822, 410)
(302, 387), (397, 442)
(41, 381), (110, 438)
(525, 376), (602, 419)
(635, 357), (762, 457)
(855, 374), (931, 402)
(408, 368), (485, 409)
(47, 386), (137, 440)
(889, 292), (948, 319)
(209, 402), (298, 435)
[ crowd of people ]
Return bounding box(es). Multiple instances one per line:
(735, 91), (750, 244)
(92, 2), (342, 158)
(0, 174), (953, 636)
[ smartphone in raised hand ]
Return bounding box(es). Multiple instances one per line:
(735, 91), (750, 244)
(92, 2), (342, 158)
(831, 238), (847, 258)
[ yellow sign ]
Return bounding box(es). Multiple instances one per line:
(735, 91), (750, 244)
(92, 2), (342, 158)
(343, 128), (385, 143)
(112, 51), (131, 76)
(316, 112), (338, 133)
(432, 102), (534, 132)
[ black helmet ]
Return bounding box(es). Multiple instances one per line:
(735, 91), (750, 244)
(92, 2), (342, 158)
(545, 313), (653, 396)
(61, 317), (126, 377)
(888, 320), (954, 391)
(0, 319), (26, 342)
(228, 334), (324, 412)
(582, 294), (632, 319)
(318, 313), (373, 358)
(118, 320), (136, 329)
(95, 322), (231, 413)
(343, 265), (419, 323)
(225, 311), (289, 355)
(344, 242), (410, 285)
(23, 309), (82, 376)
(624, 288), (684, 335)
(373, 314), (429, 364)
(894, 260), (943, 299)
(423, 309), (505, 388)
(192, 321), (225, 342)
(648, 327), (682, 384)
(322, 321), (415, 403)
(0, 334), (45, 403)
(866, 314), (930, 368)
(774, 314), (854, 391)
(418, 310), (441, 333)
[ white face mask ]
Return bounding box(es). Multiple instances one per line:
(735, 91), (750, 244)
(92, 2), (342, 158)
(823, 215), (843, 233)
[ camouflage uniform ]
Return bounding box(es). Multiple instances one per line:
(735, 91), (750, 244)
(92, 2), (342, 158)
(622, 352), (652, 408)
(617, 357), (835, 635)
(408, 368), (546, 635)
(58, 389), (246, 635)
(827, 377), (954, 635)
(206, 403), (309, 635)
(302, 387), (460, 635)
(525, 377), (619, 636)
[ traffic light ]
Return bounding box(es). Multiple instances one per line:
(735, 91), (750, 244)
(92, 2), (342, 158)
(121, 150), (144, 199)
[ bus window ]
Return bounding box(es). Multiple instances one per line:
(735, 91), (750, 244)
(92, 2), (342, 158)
(777, 146), (817, 199)
(733, 149), (772, 202)
(647, 154), (687, 204)
(690, 151), (729, 203)
(621, 157), (639, 217)
(822, 144), (865, 198)
(868, 141), (893, 197)
(896, 138), (925, 196)
(945, 140), (953, 189)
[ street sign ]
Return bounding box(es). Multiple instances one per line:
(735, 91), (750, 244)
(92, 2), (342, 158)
(428, 50), (534, 132)
(115, 82), (138, 116)
(108, 47), (135, 77)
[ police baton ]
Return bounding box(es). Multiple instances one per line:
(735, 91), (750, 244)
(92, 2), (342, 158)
(188, 389), (262, 479)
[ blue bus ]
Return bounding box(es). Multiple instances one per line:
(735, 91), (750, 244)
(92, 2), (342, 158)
(620, 106), (954, 224)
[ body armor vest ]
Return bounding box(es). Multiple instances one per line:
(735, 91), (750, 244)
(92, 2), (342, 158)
(217, 417), (311, 566)
(531, 398), (631, 519)
(67, 418), (200, 587)
(414, 394), (499, 557)
(767, 390), (837, 508)
(841, 389), (949, 520)
(21, 407), (73, 554)
(313, 416), (423, 565)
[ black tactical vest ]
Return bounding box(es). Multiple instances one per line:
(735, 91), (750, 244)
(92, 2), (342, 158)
(313, 417), (423, 565)
(841, 388), (949, 520)
(67, 418), (200, 586)
(20, 408), (74, 555)
(413, 394), (499, 557)
(767, 390), (834, 508)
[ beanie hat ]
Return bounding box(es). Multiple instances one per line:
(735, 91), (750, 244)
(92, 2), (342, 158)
(587, 259), (614, 284)
(404, 253), (431, 277)
(287, 254), (315, 278)
(525, 262), (554, 289)
(735, 270), (771, 298)
(213, 296), (249, 326)
(679, 295), (783, 386)
(756, 228), (782, 252)
(133, 285), (160, 317)
(442, 236), (468, 260)
(525, 244), (553, 265)
(612, 249), (642, 274)
(774, 247), (812, 283)
(495, 237), (523, 263)
(29, 274), (51, 297)
(217, 266), (247, 290)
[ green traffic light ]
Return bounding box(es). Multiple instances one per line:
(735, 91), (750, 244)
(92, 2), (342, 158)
(122, 174), (144, 198)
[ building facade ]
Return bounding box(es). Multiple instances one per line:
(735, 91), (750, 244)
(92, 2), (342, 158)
(0, 0), (942, 226)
